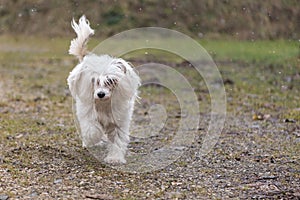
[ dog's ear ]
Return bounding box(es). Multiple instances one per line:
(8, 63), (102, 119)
(67, 65), (94, 102)
(117, 64), (127, 74)
(115, 59), (132, 74)
(67, 65), (82, 98)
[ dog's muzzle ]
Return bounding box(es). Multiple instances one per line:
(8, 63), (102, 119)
(97, 91), (106, 98)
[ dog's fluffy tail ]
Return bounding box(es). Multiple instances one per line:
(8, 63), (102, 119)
(69, 15), (94, 62)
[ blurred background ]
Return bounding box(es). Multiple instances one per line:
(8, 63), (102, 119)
(1, 1), (300, 199)
(0, 0), (299, 40)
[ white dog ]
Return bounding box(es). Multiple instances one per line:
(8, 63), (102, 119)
(67, 16), (140, 164)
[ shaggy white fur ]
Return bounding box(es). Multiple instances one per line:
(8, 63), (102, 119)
(67, 15), (140, 164)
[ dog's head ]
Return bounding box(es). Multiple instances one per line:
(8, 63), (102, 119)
(67, 54), (132, 103)
(92, 72), (123, 101)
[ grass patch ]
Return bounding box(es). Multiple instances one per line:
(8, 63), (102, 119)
(87, 37), (300, 67)
(199, 39), (299, 65)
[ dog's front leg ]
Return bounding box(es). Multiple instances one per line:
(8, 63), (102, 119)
(79, 119), (106, 148)
(104, 127), (129, 164)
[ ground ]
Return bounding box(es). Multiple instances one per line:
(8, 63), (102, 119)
(0, 36), (299, 199)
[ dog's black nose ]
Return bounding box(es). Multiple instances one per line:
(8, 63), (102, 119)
(97, 92), (106, 98)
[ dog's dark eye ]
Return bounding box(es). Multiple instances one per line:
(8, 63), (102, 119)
(108, 78), (113, 85)
(105, 78), (118, 87)
(113, 79), (118, 85)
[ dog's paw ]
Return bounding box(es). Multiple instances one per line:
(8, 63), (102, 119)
(82, 142), (87, 148)
(104, 156), (126, 164)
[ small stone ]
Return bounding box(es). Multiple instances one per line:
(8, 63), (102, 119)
(54, 178), (62, 184)
(171, 181), (182, 186)
(294, 192), (300, 197)
(30, 191), (38, 197)
(15, 133), (24, 139)
(122, 189), (130, 193)
(0, 195), (9, 200)
(294, 131), (300, 137)
(283, 118), (296, 123)
(173, 146), (186, 151)
(85, 194), (113, 200)
(166, 191), (182, 198)
(79, 181), (88, 186)
(253, 113), (264, 120)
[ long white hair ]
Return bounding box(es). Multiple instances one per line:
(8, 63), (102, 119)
(68, 15), (94, 62)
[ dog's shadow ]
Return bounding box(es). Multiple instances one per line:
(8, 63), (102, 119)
(20, 143), (109, 172)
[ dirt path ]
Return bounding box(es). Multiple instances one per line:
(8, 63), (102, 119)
(0, 41), (299, 199)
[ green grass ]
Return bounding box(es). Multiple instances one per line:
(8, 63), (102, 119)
(1, 35), (298, 66)
(88, 37), (300, 68)
(200, 39), (299, 65)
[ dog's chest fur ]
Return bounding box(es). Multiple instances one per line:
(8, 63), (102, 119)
(94, 100), (117, 135)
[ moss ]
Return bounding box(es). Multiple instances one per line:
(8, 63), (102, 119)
(282, 109), (300, 121)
